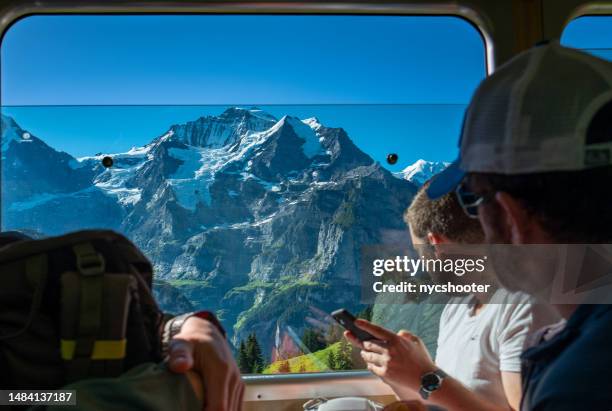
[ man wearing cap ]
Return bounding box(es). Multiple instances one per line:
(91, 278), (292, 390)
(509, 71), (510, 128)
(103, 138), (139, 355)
(426, 41), (612, 410)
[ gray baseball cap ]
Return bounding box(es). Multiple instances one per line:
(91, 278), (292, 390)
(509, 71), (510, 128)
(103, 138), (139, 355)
(427, 40), (612, 199)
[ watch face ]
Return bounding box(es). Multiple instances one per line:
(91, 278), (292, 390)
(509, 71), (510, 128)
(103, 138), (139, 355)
(422, 373), (442, 391)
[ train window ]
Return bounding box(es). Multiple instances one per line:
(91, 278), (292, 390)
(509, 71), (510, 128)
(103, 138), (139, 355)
(0, 15), (485, 375)
(562, 16), (612, 60)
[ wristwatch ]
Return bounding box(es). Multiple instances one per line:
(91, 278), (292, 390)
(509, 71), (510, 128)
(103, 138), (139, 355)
(162, 310), (226, 356)
(419, 368), (447, 400)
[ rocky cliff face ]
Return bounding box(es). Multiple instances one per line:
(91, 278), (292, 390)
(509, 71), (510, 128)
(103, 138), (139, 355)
(1, 108), (417, 353)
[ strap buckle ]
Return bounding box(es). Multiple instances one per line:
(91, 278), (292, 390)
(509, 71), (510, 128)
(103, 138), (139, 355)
(74, 243), (106, 276)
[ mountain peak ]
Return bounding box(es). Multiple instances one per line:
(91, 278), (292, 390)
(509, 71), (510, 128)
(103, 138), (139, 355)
(4, 108), (418, 354)
(1, 113), (15, 125)
(221, 107), (277, 122)
(395, 159), (450, 186)
(282, 116), (326, 158)
(1, 114), (27, 151)
(169, 107), (276, 149)
(302, 117), (322, 130)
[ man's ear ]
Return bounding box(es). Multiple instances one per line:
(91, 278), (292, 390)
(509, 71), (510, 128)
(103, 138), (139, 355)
(427, 232), (449, 245)
(494, 192), (531, 244)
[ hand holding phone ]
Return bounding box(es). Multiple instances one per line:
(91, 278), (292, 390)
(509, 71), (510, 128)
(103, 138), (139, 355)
(331, 308), (376, 341)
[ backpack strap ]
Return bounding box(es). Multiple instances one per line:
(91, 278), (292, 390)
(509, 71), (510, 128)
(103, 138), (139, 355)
(64, 242), (106, 381)
(61, 241), (136, 382)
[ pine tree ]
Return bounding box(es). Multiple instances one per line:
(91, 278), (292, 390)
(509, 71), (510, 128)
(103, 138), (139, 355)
(250, 333), (265, 373)
(237, 340), (250, 373)
(335, 339), (353, 370)
(326, 350), (337, 370)
(245, 333), (265, 374)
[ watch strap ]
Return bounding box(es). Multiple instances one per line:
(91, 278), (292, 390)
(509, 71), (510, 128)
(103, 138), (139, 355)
(162, 310), (226, 356)
(419, 368), (447, 400)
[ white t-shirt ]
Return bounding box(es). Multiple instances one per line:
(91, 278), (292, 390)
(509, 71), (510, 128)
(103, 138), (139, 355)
(435, 288), (558, 406)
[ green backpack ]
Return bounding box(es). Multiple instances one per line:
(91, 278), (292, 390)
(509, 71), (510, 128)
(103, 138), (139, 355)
(0, 230), (166, 390)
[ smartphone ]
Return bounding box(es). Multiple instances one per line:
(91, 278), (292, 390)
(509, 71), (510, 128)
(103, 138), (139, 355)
(331, 308), (376, 341)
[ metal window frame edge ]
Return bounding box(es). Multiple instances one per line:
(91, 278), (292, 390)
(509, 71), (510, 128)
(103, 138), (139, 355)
(0, 0), (493, 398)
(0, 1), (495, 73)
(566, 2), (612, 24)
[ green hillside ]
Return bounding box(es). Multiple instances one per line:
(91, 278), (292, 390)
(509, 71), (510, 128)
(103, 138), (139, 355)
(263, 342), (340, 373)
(263, 339), (366, 374)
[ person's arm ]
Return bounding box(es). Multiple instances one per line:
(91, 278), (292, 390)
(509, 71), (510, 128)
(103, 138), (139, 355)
(426, 373), (515, 411)
(345, 319), (514, 411)
(166, 315), (245, 410)
(500, 371), (521, 411)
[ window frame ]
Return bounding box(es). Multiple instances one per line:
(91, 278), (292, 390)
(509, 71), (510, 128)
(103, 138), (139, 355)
(566, 2), (612, 23)
(0, 1), (492, 396)
(542, 1), (612, 46)
(561, 6), (612, 53)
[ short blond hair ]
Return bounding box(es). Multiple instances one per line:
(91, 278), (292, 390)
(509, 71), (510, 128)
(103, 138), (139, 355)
(404, 181), (484, 243)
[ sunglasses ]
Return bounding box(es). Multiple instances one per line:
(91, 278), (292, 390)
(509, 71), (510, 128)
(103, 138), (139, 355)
(454, 181), (494, 219)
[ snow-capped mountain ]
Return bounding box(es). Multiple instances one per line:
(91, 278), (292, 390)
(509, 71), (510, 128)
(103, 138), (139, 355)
(394, 159), (450, 186)
(1, 108), (418, 352)
(169, 107), (277, 148)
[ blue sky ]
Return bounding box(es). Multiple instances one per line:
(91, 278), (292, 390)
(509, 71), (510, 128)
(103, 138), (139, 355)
(562, 16), (612, 56)
(0, 15), (485, 169)
(1, 15), (485, 106)
(1, 15), (610, 169)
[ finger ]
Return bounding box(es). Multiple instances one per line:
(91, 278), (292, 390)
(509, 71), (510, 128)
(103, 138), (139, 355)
(228, 369), (242, 411)
(203, 367), (231, 411)
(354, 319), (396, 341)
(193, 348), (232, 411)
(360, 350), (385, 366)
(397, 329), (417, 340)
(344, 330), (364, 349)
(224, 372), (236, 411)
(363, 340), (387, 354)
(398, 330), (423, 346)
(235, 380), (245, 411)
(367, 362), (386, 377)
(167, 339), (194, 373)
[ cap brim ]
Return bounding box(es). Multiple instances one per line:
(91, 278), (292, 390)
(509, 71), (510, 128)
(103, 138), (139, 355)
(426, 159), (465, 200)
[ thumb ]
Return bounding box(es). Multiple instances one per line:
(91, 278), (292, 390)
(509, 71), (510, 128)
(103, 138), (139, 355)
(167, 339), (195, 374)
(397, 330), (416, 341)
